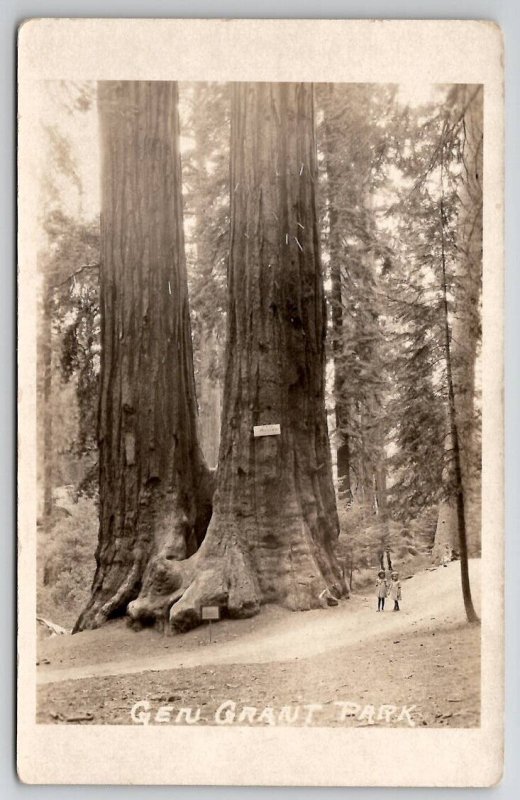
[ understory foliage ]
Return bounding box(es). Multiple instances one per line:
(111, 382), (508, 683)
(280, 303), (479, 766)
(48, 213), (100, 463)
(38, 497), (98, 627)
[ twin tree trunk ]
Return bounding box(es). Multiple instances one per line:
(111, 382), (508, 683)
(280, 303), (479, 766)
(75, 82), (213, 631)
(77, 81), (345, 633)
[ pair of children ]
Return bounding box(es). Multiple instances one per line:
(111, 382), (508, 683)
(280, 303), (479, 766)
(375, 570), (401, 611)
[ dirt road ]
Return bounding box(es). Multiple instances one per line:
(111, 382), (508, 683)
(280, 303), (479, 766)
(38, 559), (480, 686)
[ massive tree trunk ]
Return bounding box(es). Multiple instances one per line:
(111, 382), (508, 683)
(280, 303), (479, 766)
(433, 86), (483, 565)
(162, 83), (347, 633)
(75, 82), (212, 632)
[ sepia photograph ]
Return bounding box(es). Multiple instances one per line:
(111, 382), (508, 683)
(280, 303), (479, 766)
(17, 19), (504, 786)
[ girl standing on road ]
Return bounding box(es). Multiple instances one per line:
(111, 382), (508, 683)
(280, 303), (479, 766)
(389, 571), (402, 611)
(376, 570), (387, 611)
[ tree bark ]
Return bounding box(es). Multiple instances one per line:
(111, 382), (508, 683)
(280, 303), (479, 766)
(168, 83), (347, 632)
(323, 85), (352, 500)
(198, 328), (222, 469)
(331, 228), (352, 499)
(451, 85), (483, 556)
(75, 82), (212, 632)
(437, 168), (479, 623)
(433, 86), (483, 565)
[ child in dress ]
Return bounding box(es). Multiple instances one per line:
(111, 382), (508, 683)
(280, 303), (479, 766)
(389, 571), (402, 611)
(376, 570), (387, 611)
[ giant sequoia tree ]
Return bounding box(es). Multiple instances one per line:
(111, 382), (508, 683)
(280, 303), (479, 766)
(129, 83), (347, 631)
(75, 82), (212, 631)
(177, 82), (347, 625)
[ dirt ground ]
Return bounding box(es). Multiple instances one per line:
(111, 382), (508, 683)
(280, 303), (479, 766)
(38, 620), (480, 727)
(37, 560), (481, 728)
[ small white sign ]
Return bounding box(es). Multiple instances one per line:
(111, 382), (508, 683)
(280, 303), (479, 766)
(201, 605), (220, 621)
(253, 424), (281, 438)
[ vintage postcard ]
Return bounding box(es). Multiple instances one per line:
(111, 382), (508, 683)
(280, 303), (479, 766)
(17, 19), (504, 785)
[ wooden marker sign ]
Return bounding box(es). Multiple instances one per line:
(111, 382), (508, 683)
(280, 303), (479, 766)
(201, 606), (220, 621)
(201, 605), (220, 644)
(253, 424), (281, 438)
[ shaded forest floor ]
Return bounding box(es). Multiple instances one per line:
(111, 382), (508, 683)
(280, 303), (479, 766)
(37, 560), (480, 727)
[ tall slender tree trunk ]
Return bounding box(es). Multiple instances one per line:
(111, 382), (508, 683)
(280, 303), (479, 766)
(198, 328), (222, 469)
(324, 85), (352, 500)
(452, 85), (483, 554)
(167, 82), (347, 632)
(75, 82), (213, 632)
(433, 86), (483, 565)
(330, 232), (352, 499)
(439, 179), (479, 624)
(361, 191), (388, 536)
